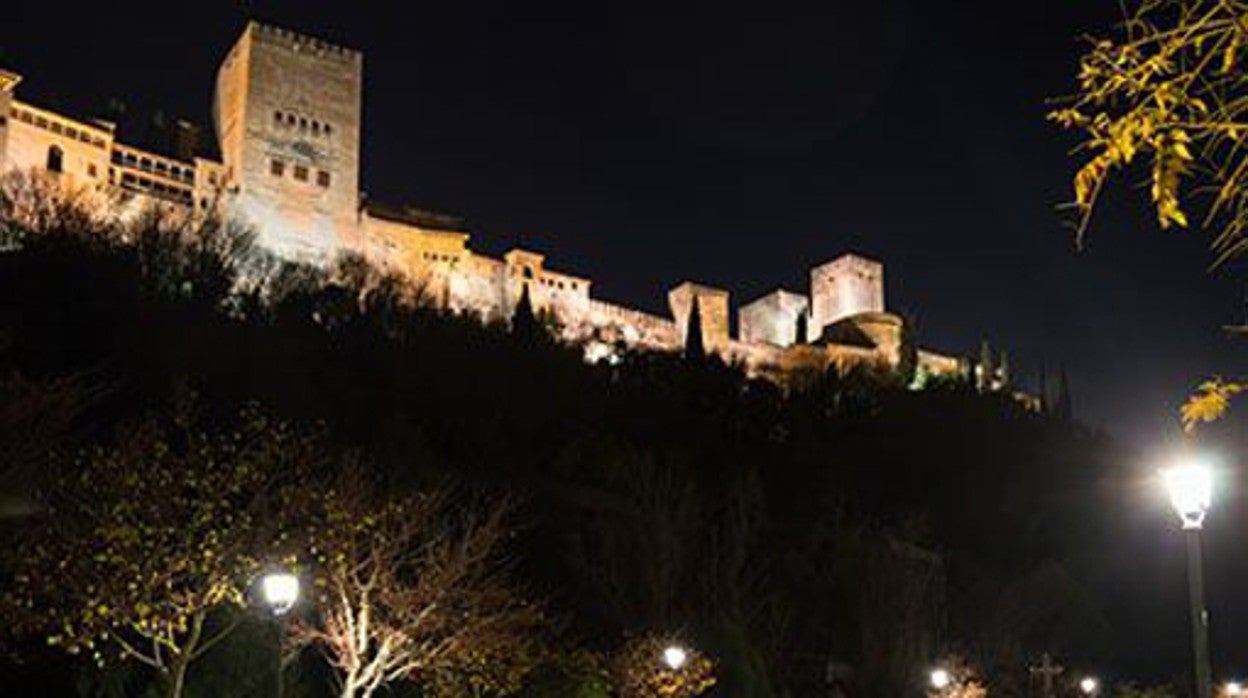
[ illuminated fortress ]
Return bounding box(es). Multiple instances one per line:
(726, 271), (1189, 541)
(0, 22), (987, 385)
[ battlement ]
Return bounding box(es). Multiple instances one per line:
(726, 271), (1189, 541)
(810, 252), (885, 335)
(0, 21), (978, 392)
(0, 70), (21, 93)
(248, 22), (361, 63)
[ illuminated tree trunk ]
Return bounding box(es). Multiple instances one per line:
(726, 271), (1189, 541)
(164, 611), (203, 698)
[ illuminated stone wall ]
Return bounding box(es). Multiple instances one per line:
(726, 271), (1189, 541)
(739, 289), (809, 347)
(810, 254), (884, 338)
(0, 71), (19, 171)
(0, 23), (978, 392)
(214, 23), (364, 261)
(4, 101), (113, 189)
(667, 282), (730, 352)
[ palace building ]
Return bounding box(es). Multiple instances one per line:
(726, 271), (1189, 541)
(0, 21), (990, 386)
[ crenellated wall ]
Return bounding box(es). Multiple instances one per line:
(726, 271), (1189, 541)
(215, 22), (364, 261)
(0, 22), (980, 392)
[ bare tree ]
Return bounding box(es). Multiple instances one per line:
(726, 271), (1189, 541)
(290, 482), (544, 698)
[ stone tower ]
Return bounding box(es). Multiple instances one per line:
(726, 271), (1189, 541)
(809, 253), (884, 339)
(213, 22), (363, 260)
(668, 282), (730, 352)
(0, 70), (21, 170)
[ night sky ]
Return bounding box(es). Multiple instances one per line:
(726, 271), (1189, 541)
(7, 0), (1248, 683)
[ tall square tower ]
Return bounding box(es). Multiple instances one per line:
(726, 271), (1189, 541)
(0, 71), (21, 170)
(668, 282), (730, 352)
(809, 254), (884, 338)
(214, 23), (363, 260)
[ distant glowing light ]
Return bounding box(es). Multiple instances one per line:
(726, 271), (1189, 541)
(931, 668), (952, 690)
(1227, 682), (1245, 697)
(663, 645), (687, 670)
(1080, 677), (1100, 695)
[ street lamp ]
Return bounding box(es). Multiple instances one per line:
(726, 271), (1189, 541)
(1226, 682), (1245, 697)
(930, 668), (952, 691)
(259, 570), (300, 698)
(261, 571), (300, 615)
(1079, 676), (1100, 696)
(1163, 459), (1214, 698)
(663, 645), (688, 671)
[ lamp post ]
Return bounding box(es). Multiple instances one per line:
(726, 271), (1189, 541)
(930, 668), (952, 692)
(260, 571), (300, 698)
(1163, 461), (1214, 698)
(663, 645), (688, 671)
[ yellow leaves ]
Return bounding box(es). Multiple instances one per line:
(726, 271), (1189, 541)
(1224, 32), (1241, 74)
(1073, 154), (1111, 212)
(1048, 108), (1089, 129)
(1152, 128), (1193, 229)
(1050, 2), (1248, 247)
(1181, 378), (1245, 432)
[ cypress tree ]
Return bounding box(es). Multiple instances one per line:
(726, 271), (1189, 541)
(1037, 361), (1049, 414)
(684, 296), (706, 361)
(897, 313), (919, 387)
(1056, 365), (1074, 421)
(511, 283), (539, 345)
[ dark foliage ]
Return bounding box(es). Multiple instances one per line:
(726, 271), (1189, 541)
(0, 217), (1133, 698)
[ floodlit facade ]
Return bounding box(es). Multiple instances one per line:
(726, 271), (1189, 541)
(0, 22), (984, 386)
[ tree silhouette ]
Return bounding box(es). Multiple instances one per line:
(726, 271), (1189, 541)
(898, 314), (919, 387)
(512, 282), (540, 346)
(4, 401), (322, 698)
(684, 297), (705, 361)
(1055, 365), (1073, 421)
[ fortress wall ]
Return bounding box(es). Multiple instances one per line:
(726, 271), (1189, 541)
(5, 101), (112, 189)
(217, 22), (364, 261)
(739, 289), (809, 347)
(587, 300), (681, 350)
(0, 71), (17, 169)
(918, 349), (963, 376)
(810, 254), (884, 337)
(0, 23), (984, 394)
(667, 282), (730, 351)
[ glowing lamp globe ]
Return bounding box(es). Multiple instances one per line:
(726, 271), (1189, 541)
(1080, 677), (1100, 695)
(1163, 461), (1213, 529)
(931, 668), (952, 690)
(1228, 682), (1245, 696)
(663, 645), (688, 670)
(261, 571), (300, 615)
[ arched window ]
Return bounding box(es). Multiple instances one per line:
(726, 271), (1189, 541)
(46, 145), (64, 173)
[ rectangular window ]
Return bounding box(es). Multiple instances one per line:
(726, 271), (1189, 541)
(293, 165), (308, 182)
(270, 159), (285, 177)
(316, 170), (331, 187)
(87, 164), (98, 178)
